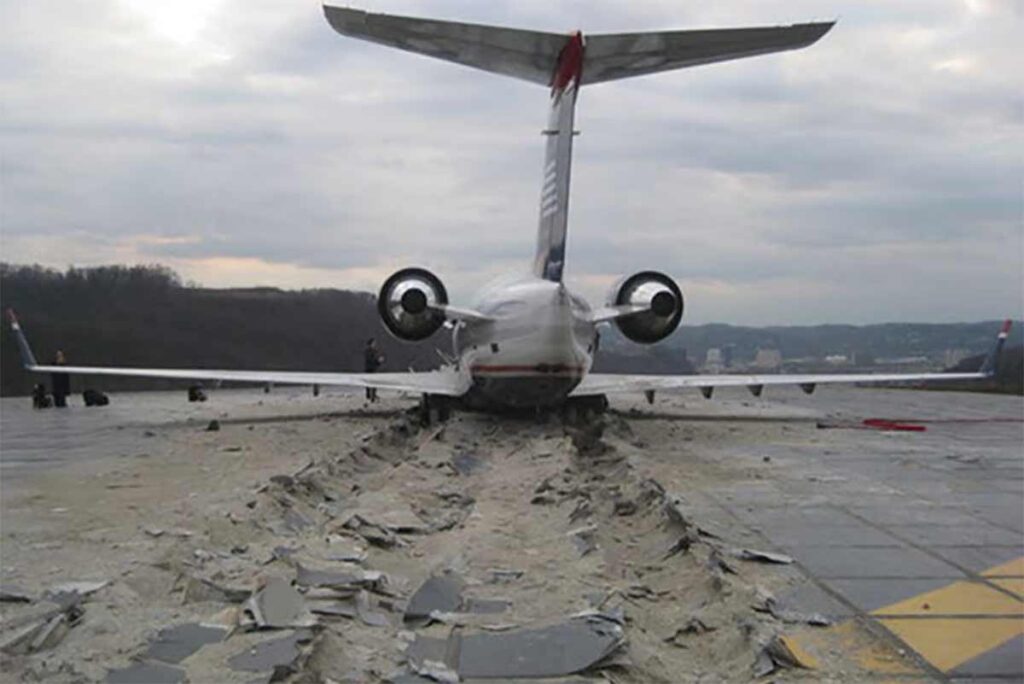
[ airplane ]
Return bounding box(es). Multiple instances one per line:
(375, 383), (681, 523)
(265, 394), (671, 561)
(5, 7), (1013, 417)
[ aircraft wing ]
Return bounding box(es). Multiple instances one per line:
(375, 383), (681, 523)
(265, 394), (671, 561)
(6, 310), (470, 397)
(573, 320), (1012, 397)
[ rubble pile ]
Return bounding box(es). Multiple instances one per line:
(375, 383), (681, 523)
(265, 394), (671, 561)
(1, 409), (817, 682)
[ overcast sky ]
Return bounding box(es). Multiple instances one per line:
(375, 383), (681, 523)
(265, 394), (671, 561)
(1, 0), (1021, 324)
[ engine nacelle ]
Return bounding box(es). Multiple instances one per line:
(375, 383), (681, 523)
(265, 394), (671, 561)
(378, 267), (449, 341)
(607, 270), (684, 344)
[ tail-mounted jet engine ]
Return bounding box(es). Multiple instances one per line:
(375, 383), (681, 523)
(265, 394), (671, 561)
(608, 271), (684, 343)
(378, 267), (449, 341)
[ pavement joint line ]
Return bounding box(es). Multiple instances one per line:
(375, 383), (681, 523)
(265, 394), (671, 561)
(701, 489), (949, 682)
(828, 504), (1024, 604)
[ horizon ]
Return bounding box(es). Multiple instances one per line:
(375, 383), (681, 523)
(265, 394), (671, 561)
(2, 1), (1021, 325)
(2, 260), (1018, 331)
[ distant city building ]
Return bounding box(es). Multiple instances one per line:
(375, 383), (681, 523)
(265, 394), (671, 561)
(722, 345), (735, 369)
(704, 347), (724, 373)
(944, 348), (969, 367)
(825, 354), (850, 366)
(752, 348), (782, 370)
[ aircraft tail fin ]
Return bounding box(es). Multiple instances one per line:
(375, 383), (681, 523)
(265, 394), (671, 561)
(979, 319), (1012, 377)
(6, 309), (39, 369)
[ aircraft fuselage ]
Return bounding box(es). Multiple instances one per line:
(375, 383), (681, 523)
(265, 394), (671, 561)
(455, 276), (597, 407)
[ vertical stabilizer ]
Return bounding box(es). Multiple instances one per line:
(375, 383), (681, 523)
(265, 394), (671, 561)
(534, 32), (583, 282)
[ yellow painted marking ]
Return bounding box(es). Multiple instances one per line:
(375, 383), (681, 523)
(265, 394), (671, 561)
(777, 634), (820, 669)
(982, 556), (1024, 577)
(872, 580), (1023, 617)
(879, 618), (1024, 672)
(788, 621), (924, 675)
(992, 577), (1024, 599)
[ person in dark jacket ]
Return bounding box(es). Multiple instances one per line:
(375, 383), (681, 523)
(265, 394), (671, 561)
(51, 350), (70, 408)
(363, 338), (384, 402)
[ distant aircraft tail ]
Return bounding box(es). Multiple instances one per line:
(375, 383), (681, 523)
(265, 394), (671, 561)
(979, 319), (1012, 376)
(323, 6), (834, 281)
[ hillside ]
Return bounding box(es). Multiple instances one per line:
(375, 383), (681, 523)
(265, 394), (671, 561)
(2, 264), (1017, 396)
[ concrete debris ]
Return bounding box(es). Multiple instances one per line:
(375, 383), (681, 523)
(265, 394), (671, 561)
(243, 578), (317, 629)
(143, 622), (229, 663)
(144, 527), (166, 538)
(342, 515), (402, 549)
(664, 534), (693, 559)
(487, 569), (524, 584)
(404, 574), (465, 627)
(356, 590), (392, 627)
(2, 595), (83, 655)
(449, 452), (483, 475)
(228, 629), (315, 678)
(343, 496), (429, 534)
(182, 576), (251, 604)
(295, 563), (385, 592)
(46, 579), (109, 598)
(308, 599), (358, 619)
(0, 584), (33, 602)
(754, 634), (820, 677)
(665, 617), (716, 645)
(706, 549), (738, 576)
(406, 613), (626, 679)
(106, 661), (186, 684)
(732, 548), (794, 565)
(613, 499), (638, 516)
(567, 525), (598, 557)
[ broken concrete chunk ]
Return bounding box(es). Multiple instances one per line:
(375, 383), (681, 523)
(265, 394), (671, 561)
(665, 617), (716, 644)
(487, 569), (524, 584)
(228, 629), (314, 678)
(309, 599), (358, 619)
(567, 525), (598, 557)
(182, 576), (251, 604)
(243, 578), (317, 629)
(755, 634), (819, 676)
(404, 574), (465, 626)
(449, 452), (483, 475)
(46, 579), (109, 599)
(106, 661), (186, 684)
(356, 590), (392, 627)
(144, 623), (228, 664)
(732, 548), (794, 565)
(407, 614), (626, 679)
(0, 584), (33, 602)
(295, 564), (362, 589)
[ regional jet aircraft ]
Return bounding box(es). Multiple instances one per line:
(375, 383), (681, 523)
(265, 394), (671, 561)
(6, 7), (1012, 412)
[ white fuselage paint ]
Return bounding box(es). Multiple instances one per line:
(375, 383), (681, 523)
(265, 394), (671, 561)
(452, 275), (598, 407)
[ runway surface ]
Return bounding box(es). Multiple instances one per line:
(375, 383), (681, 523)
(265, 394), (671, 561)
(1, 385), (1021, 681)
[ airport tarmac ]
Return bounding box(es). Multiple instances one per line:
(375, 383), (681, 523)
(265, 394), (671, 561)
(0, 386), (1020, 682)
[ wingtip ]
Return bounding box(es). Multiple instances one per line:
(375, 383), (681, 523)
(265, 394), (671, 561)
(1001, 319), (1012, 335)
(6, 308), (18, 326)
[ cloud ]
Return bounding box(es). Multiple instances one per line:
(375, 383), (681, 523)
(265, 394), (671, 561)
(1, 0), (1020, 324)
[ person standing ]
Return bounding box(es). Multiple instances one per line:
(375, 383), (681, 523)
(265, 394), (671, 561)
(363, 338), (384, 402)
(51, 350), (70, 408)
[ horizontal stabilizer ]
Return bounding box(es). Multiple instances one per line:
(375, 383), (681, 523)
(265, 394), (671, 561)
(324, 6), (834, 87)
(323, 5), (566, 85)
(581, 23), (834, 85)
